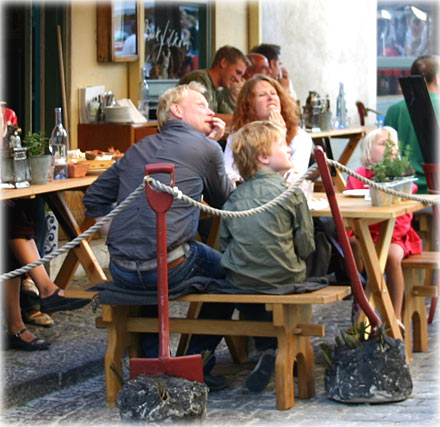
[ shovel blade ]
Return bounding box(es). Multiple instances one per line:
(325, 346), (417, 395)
(130, 354), (204, 383)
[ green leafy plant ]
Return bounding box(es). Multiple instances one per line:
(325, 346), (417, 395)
(22, 131), (49, 157)
(370, 134), (414, 182)
(320, 322), (389, 370)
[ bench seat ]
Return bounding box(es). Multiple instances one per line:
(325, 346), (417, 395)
(65, 285), (351, 411)
(401, 251), (439, 358)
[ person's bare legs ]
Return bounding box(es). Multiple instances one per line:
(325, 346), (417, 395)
(385, 243), (405, 320)
(3, 277), (40, 342)
(9, 238), (64, 298)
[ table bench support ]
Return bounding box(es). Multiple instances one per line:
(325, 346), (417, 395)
(89, 285), (351, 411)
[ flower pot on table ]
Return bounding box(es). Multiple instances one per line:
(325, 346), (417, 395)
(29, 155), (51, 185)
(370, 177), (418, 206)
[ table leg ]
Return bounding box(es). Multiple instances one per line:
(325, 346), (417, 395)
(43, 192), (107, 288)
(337, 134), (363, 166)
(353, 218), (402, 340)
(313, 133), (363, 192)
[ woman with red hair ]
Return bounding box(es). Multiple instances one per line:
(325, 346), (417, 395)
(224, 75), (312, 185)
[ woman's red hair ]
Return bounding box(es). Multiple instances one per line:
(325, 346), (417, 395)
(231, 75), (299, 144)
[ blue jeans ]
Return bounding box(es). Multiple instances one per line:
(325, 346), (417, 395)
(109, 241), (234, 374)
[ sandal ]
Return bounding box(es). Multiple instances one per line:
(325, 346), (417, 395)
(21, 277), (39, 296)
(8, 328), (51, 351)
(23, 310), (54, 327)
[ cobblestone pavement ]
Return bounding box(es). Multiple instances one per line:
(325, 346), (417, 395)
(1, 286), (439, 426)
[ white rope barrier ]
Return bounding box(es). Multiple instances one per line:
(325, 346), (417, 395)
(0, 182), (146, 281)
(1, 158), (438, 281)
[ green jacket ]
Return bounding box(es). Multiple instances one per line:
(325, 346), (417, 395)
(220, 170), (315, 291)
(179, 69), (218, 112)
(384, 92), (439, 194)
(179, 69), (234, 114)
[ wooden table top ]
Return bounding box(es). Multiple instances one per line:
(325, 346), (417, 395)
(310, 192), (440, 219)
(1, 175), (98, 200)
(307, 127), (370, 139)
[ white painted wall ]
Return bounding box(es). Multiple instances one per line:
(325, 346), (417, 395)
(260, 0), (377, 170)
(261, 0), (377, 129)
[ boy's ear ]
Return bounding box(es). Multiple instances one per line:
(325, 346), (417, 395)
(257, 153), (270, 165)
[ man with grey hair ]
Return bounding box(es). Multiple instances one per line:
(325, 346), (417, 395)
(83, 82), (234, 390)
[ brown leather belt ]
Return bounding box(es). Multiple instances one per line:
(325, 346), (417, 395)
(167, 255), (185, 270)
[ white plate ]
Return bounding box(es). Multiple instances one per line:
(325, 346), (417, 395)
(342, 189), (369, 197)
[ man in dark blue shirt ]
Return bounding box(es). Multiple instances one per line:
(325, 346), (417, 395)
(83, 82), (234, 390)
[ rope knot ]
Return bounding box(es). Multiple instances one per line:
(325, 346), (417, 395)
(173, 186), (183, 199)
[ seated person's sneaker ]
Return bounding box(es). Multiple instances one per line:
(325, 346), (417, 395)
(246, 349), (276, 393)
(40, 289), (90, 314)
(204, 374), (228, 392)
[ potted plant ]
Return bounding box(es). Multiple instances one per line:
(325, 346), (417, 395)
(320, 323), (412, 403)
(23, 131), (52, 184)
(369, 136), (415, 206)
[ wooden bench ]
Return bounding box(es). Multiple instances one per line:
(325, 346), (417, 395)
(66, 285), (351, 411)
(401, 251), (439, 358)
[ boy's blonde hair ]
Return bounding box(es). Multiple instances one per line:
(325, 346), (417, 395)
(231, 121), (286, 180)
(156, 81), (206, 130)
(360, 126), (398, 168)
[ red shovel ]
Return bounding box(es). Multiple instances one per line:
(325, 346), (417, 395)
(129, 163), (204, 383)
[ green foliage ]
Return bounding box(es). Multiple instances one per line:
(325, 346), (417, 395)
(22, 131), (49, 157)
(320, 322), (389, 370)
(370, 134), (414, 182)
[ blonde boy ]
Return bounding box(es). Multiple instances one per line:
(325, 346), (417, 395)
(220, 121), (315, 392)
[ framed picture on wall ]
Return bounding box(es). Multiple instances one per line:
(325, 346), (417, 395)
(97, 0), (140, 62)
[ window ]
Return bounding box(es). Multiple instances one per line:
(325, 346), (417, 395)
(377, 2), (439, 97)
(143, 1), (211, 80)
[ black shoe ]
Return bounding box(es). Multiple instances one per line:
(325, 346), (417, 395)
(246, 350), (276, 393)
(204, 374), (228, 392)
(40, 289), (90, 314)
(8, 328), (51, 351)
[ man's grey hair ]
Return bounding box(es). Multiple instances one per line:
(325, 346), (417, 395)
(156, 81), (206, 130)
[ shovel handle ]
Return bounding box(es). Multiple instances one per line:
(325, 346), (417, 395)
(145, 163), (176, 358)
(145, 163), (175, 213)
(314, 147), (380, 329)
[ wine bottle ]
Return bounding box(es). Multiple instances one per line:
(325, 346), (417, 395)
(49, 107), (68, 180)
(335, 82), (347, 129)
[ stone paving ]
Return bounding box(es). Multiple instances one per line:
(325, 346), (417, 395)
(1, 283), (439, 426)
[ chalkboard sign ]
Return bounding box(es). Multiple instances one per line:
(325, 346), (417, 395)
(399, 75), (439, 162)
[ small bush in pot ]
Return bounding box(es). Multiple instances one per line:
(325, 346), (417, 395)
(22, 131), (49, 157)
(370, 136), (414, 182)
(369, 135), (415, 206)
(23, 131), (52, 184)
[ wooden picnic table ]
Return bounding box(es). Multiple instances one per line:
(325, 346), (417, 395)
(1, 176), (107, 288)
(310, 192), (440, 340)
